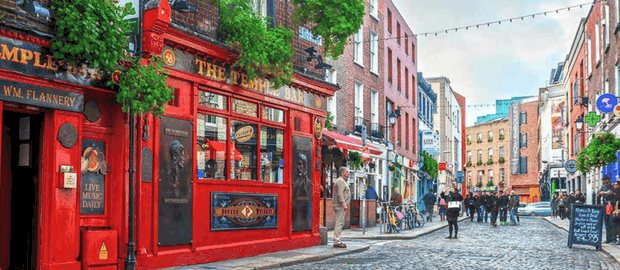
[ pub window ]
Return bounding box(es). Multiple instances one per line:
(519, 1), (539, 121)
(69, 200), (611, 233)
(260, 126), (284, 183)
(233, 99), (258, 117)
(231, 121), (258, 180)
(199, 91), (228, 110)
(196, 113), (228, 180)
(263, 106), (285, 123)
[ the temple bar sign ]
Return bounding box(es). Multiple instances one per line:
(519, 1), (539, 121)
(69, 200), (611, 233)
(0, 79), (84, 112)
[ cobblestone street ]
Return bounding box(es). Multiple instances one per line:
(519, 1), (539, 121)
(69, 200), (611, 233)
(278, 217), (620, 270)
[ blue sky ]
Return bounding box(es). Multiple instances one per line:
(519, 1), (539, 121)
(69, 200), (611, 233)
(393, 0), (591, 126)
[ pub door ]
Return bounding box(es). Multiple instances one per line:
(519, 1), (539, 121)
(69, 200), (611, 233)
(0, 111), (43, 270)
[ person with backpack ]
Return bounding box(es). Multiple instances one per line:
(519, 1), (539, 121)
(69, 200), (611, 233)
(464, 193), (476, 222)
(438, 191), (447, 222)
(474, 193), (483, 222)
(445, 188), (463, 239)
(423, 189), (437, 222)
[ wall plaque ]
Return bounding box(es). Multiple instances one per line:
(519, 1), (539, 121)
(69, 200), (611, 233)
(211, 192), (278, 231)
(80, 140), (106, 215)
(58, 123), (78, 148)
(141, 147), (153, 183)
(159, 116), (193, 245)
(292, 136), (313, 231)
(83, 99), (101, 123)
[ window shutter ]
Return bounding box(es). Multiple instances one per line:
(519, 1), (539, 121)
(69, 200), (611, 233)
(520, 156), (528, 174)
(267, 0), (275, 28)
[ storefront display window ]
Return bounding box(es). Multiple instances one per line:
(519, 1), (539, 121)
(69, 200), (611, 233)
(260, 126), (284, 183)
(199, 91), (227, 110)
(233, 99), (258, 117)
(263, 106), (285, 123)
(197, 113), (228, 179)
(231, 121), (258, 180)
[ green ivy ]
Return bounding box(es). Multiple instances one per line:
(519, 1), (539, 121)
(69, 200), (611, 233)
(112, 55), (174, 117)
(348, 151), (363, 171)
(578, 133), (620, 173)
(292, 0), (365, 58)
(51, 0), (136, 73)
(215, 0), (294, 89)
(325, 111), (334, 131)
(420, 152), (438, 179)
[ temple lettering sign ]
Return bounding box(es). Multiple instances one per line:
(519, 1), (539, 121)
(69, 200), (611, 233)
(0, 79), (84, 112)
(161, 46), (327, 111)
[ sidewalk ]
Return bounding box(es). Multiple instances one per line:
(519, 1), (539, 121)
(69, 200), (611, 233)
(160, 215), (467, 270)
(544, 217), (620, 264)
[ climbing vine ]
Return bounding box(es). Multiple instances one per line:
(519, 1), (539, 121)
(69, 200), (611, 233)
(420, 152), (438, 179)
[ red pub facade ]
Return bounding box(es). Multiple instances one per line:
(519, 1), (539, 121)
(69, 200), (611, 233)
(0, 0), (337, 269)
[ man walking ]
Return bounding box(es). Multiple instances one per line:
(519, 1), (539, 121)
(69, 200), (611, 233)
(423, 189), (437, 222)
(598, 176), (614, 243)
(499, 190), (509, 225)
(509, 190), (518, 225)
(332, 167), (351, 248)
(481, 192), (490, 223)
(489, 191), (500, 227)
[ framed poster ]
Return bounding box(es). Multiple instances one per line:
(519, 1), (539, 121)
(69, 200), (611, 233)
(292, 136), (313, 231)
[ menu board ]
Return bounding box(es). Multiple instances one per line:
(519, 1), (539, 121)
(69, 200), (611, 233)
(568, 204), (603, 250)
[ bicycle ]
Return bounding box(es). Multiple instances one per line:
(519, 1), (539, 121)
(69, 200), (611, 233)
(411, 202), (426, 228)
(384, 203), (401, 234)
(400, 204), (415, 230)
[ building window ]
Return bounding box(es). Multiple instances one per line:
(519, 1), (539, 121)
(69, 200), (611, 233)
(355, 82), (364, 118)
(387, 9), (392, 33)
(489, 170), (493, 183)
(405, 113), (409, 150)
(467, 134), (471, 142)
(467, 151), (472, 161)
(477, 150), (482, 161)
(388, 49), (393, 83)
(405, 68), (409, 99)
(197, 113), (228, 180)
(354, 25), (364, 65)
(500, 168), (505, 181)
(405, 36), (409, 54)
(252, 0), (267, 18)
(574, 133), (580, 155)
(397, 22), (401, 44)
(520, 133), (527, 148)
(412, 43), (416, 64)
(606, 5), (610, 47)
(370, 0), (378, 18)
(397, 58), (401, 91)
(477, 133), (482, 141)
(616, 0), (620, 27)
(488, 148), (493, 160)
(397, 117), (401, 147)
(616, 65), (620, 96)
(411, 74), (416, 104)
(519, 156), (528, 174)
(370, 31), (378, 74)
(488, 131), (493, 140)
(588, 35), (592, 74)
(499, 147), (504, 158)
(520, 112), (527, 125)
(499, 129), (504, 136)
(478, 171), (483, 182)
(371, 89), (378, 124)
(326, 97), (337, 125)
(596, 20), (601, 63)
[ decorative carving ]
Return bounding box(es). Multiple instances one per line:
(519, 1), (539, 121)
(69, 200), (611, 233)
(83, 99), (101, 123)
(58, 123), (78, 148)
(142, 147), (153, 182)
(143, 115), (150, 142)
(143, 32), (165, 57)
(168, 140), (186, 198)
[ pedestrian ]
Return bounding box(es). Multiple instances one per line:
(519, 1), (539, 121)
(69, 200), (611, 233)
(567, 192), (575, 220)
(515, 192), (521, 224)
(445, 188), (464, 239)
(423, 189), (437, 222)
(499, 190), (509, 225)
(489, 191), (500, 227)
(474, 193), (483, 222)
(557, 193), (567, 220)
(574, 189), (586, 205)
(611, 182), (620, 245)
(508, 190), (518, 225)
(376, 198), (383, 224)
(481, 192), (490, 223)
(332, 167), (351, 248)
(551, 194), (557, 219)
(438, 191), (447, 221)
(465, 193), (476, 222)
(390, 187), (403, 207)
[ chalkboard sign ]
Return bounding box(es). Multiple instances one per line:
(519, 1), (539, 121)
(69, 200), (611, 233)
(568, 204), (604, 250)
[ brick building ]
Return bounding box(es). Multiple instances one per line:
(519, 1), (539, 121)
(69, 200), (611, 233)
(384, 0), (419, 200)
(454, 92), (467, 195)
(509, 97), (541, 203)
(465, 117), (511, 193)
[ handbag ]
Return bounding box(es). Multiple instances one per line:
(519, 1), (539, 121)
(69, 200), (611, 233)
(447, 201), (461, 209)
(613, 210), (620, 222)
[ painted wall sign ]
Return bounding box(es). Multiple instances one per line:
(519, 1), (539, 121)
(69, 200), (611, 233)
(510, 100), (521, 174)
(0, 79), (84, 112)
(235, 126), (254, 143)
(211, 192), (278, 231)
(159, 117), (193, 245)
(292, 136), (313, 231)
(161, 46), (327, 111)
(80, 140), (106, 215)
(0, 36), (106, 88)
(298, 27), (323, 45)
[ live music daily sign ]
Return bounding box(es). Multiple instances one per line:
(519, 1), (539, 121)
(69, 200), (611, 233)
(568, 204), (604, 250)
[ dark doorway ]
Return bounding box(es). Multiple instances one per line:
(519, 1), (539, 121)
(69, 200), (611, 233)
(2, 111), (43, 270)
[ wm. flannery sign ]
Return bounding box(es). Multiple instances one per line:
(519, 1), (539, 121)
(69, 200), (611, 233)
(0, 79), (83, 112)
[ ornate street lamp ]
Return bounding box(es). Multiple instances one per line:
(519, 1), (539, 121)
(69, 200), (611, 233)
(389, 112), (398, 126)
(575, 116), (584, 132)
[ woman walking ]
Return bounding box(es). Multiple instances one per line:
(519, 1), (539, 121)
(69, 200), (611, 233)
(557, 193), (567, 220)
(445, 188), (464, 239)
(438, 191), (447, 221)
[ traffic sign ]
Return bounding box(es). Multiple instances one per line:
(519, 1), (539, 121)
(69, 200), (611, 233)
(565, 159), (578, 173)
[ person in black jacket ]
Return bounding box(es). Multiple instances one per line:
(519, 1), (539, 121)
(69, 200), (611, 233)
(481, 192), (490, 223)
(445, 188), (464, 239)
(499, 190), (509, 225)
(474, 193), (483, 222)
(464, 193), (476, 222)
(489, 191), (500, 227)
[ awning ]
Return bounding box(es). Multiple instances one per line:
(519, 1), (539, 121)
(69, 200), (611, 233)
(322, 129), (382, 155)
(204, 140), (243, 161)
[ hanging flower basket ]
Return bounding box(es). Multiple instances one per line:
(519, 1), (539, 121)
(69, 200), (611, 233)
(466, 160), (472, 167)
(467, 181), (472, 187)
(488, 136), (493, 142)
(477, 159), (483, 166)
(499, 134), (505, 140)
(498, 157), (505, 164)
(476, 181), (483, 187)
(486, 159), (494, 165)
(578, 132), (620, 173)
(477, 138), (483, 143)
(486, 180), (494, 186)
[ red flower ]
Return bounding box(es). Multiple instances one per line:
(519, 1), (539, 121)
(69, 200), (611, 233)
(599, 135), (602, 138)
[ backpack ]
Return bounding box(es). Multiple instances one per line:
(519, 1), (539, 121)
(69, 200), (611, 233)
(468, 199), (475, 206)
(439, 198), (446, 206)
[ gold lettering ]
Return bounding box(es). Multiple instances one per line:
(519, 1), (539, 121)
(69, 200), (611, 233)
(248, 78), (258, 91)
(298, 91), (304, 103)
(1, 44), (19, 62)
(231, 70), (240, 84)
(19, 49), (33, 65)
(241, 74), (249, 88)
(257, 79), (265, 93)
(195, 59), (205, 75)
(31, 91), (38, 100)
(206, 62), (217, 79)
(3, 86), (12, 96)
(284, 88), (291, 100)
(53, 94), (59, 104)
(46, 55), (58, 71)
(45, 93), (52, 103)
(64, 96), (70, 106)
(217, 66), (226, 81)
(12, 88), (22, 98)
(26, 90), (32, 99)
(38, 93), (45, 101)
(69, 97), (76, 107)
(33, 52), (47, 68)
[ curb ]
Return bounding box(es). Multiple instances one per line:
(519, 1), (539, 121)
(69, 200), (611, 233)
(247, 245), (371, 270)
(341, 216), (469, 240)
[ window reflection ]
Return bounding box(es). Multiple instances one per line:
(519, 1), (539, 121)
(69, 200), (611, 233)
(231, 121), (257, 180)
(199, 91), (227, 110)
(260, 127), (284, 183)
(196, 113), (227, 179)
(263, 107), (284, 123)
(233, 99), (258, 117)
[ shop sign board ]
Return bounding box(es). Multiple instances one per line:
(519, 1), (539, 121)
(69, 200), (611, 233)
(568, 204), (603, 250)
(159, 117), (193, 245)
(80, 140), (106, 214)
(211, 192), (278, 230)
(0, 79), (83, 112)
(161, 46), (327, 111)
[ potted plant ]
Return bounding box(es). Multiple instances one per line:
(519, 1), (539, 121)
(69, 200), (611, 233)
(498, 180), (505, 187)
(477, 159), (483, 166)
(348, 151), (363, 171)
(487, 158), (494, 165)
(476, 181), (483, 187)
(466, 160), (472, 167)
(488, 136), (493, 142)
(486, 180), (494, 187)
(467, 181), (472, 187)
(477, 138), (483, 143)
(467, 138), (471, 145)
(499, 134), (505, 140)
(498, 157), (505, 164)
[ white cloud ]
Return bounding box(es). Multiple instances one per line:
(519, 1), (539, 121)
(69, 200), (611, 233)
(394, 0), (591, 126)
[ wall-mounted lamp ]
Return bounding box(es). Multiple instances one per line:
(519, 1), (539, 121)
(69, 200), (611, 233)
(389, 112), (399, 126)
(575, 116), (585, 133)
(304, 47), (332, 70)
(17, 0), (50, 21)
(170, 0), (197, 13)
